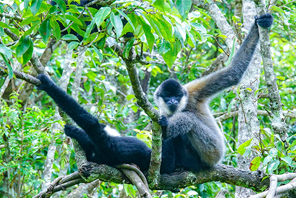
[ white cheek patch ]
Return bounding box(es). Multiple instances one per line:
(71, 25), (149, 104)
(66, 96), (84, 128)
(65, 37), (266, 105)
(104, 125), (121, 137)
(175, 96), (188, 113)
(158, 97), (172, 116)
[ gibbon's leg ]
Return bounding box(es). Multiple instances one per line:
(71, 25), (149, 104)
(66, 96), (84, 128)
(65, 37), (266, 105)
(185, 13), (273, 99)
(160, 139), (176, 173)
(37, 74), (152, 171)
(64, 125), (96, 160)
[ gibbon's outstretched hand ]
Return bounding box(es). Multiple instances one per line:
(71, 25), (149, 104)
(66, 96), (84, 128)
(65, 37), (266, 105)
(37, 13), (273, 174)
(154, 13), (273, 169)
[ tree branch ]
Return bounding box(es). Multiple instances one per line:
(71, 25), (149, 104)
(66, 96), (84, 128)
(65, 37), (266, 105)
(34, 163), (274, 197)
(0, 66), (41, 85)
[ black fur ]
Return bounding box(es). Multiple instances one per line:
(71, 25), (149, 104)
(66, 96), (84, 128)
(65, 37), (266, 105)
(37, 13), (273, 174)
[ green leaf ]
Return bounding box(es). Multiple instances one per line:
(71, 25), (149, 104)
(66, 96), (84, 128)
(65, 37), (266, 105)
(281, 156), (292, 165)
(96, 34), (106, 49)
(176, 24), (186, 42)
(30, 0), (43, 15)
(62, 34), (79, 41)
(0, 53), (13, 79)
(16, 36), (31, 57)
(175, 0), (192, 21)
(191, 22), (207, 34)
(50, 18), (61, 40)
(15, 36), (33, 64)
(20, 16), (40, 26)
(94, 7), (111, 27)
(123, 38), (135, 58)
(148, 14), (173, 42)
(0, 21), (10, 28)
(22, 40), (33, 65)
(250, 156), (261, 171)
(67, 41), (79, 50)
(161, 40), (181, 67)
(263, 155), (273, 165)
(93, 46), (103, 62)
(237, 139), (253, 155)
(84, 20), (95, 39)
(0, 27), (4, 36)
(110, 13), (123, 38)
(0, 44), (12, 59)
(65, 15), (83, 26)
(126, 94), (135, 101)
(53, 0), (66, 14)
(131, 104), (138, 113)
(267, 160), (280, 173)
(153, 0), (165, 12)
(276, 76), (285, 81)
(139, 17), (154, 51)
(116, 9), (135, 31)
(39, 19), (52, 43)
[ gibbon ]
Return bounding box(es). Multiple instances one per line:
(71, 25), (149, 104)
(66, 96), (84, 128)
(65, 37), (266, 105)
(37, 13), (273, 173)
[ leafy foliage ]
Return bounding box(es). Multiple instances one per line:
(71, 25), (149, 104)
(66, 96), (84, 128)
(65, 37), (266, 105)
(0, 0), (295, 197)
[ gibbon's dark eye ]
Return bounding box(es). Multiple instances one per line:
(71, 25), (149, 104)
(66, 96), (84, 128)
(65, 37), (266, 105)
(162, 97), (170, 102)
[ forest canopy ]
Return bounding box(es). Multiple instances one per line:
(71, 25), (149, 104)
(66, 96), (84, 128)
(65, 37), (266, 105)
(0, 0), (296, 198)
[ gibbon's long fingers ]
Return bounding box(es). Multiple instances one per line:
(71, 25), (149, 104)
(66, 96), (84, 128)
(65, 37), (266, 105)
(37, 74), (100, 131)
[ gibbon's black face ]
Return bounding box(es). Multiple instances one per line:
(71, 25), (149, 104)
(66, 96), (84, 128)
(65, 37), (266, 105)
(154, 79), (188, 116)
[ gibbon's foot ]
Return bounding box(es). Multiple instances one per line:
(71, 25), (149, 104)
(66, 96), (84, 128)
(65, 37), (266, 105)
(79, 162), (99, 178)
(64, 125), (76, 138)
(256, 13), (273, 28)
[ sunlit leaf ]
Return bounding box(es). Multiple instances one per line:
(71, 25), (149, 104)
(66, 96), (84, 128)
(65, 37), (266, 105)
(110, 13), (123, 38)
(175, 0), (192, 21)
(39, 19), (52, 43)
(237, 139), (253, 155)
(250, 156), (261, 171)
(30, 0), (43, 15)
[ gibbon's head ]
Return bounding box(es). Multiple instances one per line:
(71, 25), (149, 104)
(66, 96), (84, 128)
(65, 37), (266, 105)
(154, 79), (188, 116)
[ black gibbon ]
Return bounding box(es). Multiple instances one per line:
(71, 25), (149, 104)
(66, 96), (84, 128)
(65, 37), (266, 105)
(36, 13), (273, 174)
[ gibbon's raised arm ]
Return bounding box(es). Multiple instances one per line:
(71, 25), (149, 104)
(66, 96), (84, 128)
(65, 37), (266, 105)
(185, 13), (273, 100)
(37, 74), (100, 132)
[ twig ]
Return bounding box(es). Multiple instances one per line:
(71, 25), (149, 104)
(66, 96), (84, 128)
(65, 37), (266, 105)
(0, 66), (41, 85)
(0, 13), (22, 21)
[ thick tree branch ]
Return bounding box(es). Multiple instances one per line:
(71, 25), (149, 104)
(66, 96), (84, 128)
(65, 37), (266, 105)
(34, 163), (274, 197)
(124, 59), (159, 122)
(120, 46), (162, 186)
